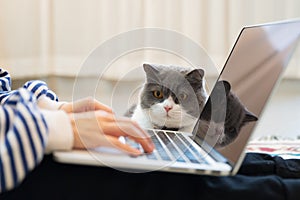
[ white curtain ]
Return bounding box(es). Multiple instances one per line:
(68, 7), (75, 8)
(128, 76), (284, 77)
(0, 0), (300, 79)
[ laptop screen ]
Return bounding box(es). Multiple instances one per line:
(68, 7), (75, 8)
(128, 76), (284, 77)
(194, 19), (300, 169)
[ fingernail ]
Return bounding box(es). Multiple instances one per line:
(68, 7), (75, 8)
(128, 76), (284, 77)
(150, 142), (155, 148)
(98, 110), (109, 116)
(148, 143), (155, 151)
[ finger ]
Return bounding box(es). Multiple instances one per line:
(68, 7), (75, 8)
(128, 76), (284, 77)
(93, 112), (155, 152)
(101, 115), (149, 135)
(94, 112), (136, 123)
(78, 111), (153, 147)
(128, 135), (155, 153)
(73, 125), (142, 156)
(113, 118), (154, 146)
(73, 97), (113, 113)
(93, 101), (113, 113)
(102, 122), (154, 153)
(105, 135), (142, 156)
(131, 120), (153, 141)
(84, 97), (113, 113)
(59, 103), (73, 113)
(94, 111), (116, 122)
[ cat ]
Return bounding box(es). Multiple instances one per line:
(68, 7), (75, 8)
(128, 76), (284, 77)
(127, 64), (257, 148)
(127, 63), (208, 133)
(194, 80), (258, 148)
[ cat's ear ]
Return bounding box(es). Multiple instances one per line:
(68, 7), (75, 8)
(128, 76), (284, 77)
(186, 69), (205, 81)
(243, 110), (258, 123)
(186, 69), (205, 80)
(143, 63), (159, 82)
(143, 63), (159, 74)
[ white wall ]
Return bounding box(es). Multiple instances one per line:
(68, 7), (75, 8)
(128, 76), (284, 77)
(0, 0), (300, 79)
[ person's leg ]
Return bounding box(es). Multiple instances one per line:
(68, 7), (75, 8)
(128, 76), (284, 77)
(1, 154), (300, 200)
(239, 153), (300, 178)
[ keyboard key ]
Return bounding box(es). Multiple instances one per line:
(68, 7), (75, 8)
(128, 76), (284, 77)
(125, 137), (141, 150)
(146, 152), (158, 160)
(177, 134), (208, 164)
(151, 133), (171, 161)
(166, 132), (200, 164)
(157, 131), (185, 162)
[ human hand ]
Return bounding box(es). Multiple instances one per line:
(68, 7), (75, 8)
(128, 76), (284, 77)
(70, 110), (154, 156)
(59, 97), (113, 113)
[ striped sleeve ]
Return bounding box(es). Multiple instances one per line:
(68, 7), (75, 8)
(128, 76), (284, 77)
(0, 69), (12, 104)
(0, 68), (11, 92)
(0, 69), (73, 193)
(0, 88), (48, 193)
(0, 70), (63, 110)
(23, 80), (58, 102)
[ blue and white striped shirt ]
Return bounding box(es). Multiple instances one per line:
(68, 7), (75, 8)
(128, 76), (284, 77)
(0, 68), (72, 193)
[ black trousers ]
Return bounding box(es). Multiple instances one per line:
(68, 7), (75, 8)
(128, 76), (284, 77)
(1, 153), (300, 200)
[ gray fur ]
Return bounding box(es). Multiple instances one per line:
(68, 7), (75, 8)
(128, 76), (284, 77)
(128, 65), (257, 148)
(129, 63), (207, 131)
(195, 80), (258, 148)
(141, 63), (206, 119)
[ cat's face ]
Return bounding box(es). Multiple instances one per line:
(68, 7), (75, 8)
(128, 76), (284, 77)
(197, 80), (258, 148)
(140, 64), (207, 130)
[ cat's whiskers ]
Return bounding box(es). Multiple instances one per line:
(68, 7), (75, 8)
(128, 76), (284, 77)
(167, 109), (182, 118)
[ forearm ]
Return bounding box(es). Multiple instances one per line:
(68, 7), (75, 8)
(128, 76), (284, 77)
(41, 109), (73, 153)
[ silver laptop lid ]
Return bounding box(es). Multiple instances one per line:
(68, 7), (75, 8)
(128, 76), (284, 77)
(194, 19), (300, 173)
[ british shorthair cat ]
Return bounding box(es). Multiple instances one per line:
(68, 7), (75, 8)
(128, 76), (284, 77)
(127, 64), (258, 148)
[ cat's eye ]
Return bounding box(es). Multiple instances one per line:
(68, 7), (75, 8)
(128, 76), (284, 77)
(153, 90), (163, 99)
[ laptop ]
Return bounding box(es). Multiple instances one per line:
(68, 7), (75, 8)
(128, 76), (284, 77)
(54, 19), (300, 176)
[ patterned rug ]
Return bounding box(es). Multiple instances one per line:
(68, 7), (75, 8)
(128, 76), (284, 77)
(247, 135), (300, 159)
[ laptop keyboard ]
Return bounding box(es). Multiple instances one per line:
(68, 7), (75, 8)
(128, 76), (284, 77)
(141, 130), (208, 164)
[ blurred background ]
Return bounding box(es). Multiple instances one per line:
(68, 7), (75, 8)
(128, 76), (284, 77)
(0, 0), (300, 138)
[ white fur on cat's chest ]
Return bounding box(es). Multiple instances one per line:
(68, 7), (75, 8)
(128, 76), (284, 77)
(131, 105), (154, 129)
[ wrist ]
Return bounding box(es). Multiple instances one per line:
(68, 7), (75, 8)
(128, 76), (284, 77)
(38, 95), (66, 110)
(69, 113), (84, 149)
(42, 109), (74, 153)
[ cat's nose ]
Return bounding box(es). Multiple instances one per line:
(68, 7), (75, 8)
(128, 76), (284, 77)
(164, 106), (173, 112)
